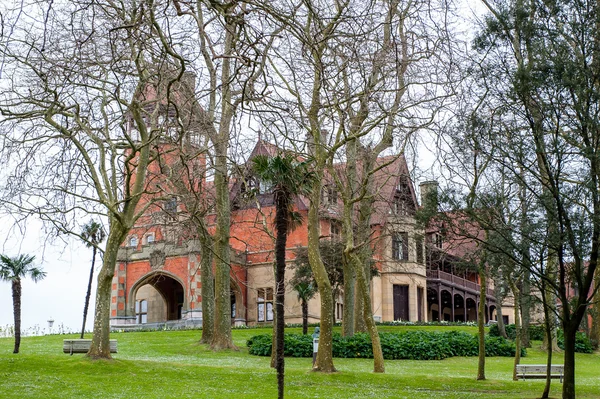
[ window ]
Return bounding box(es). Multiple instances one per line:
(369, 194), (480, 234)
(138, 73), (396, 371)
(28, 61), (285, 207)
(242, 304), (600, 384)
(392, 233), (409, 261)
(128, 236), (138, 248)
(321, 185), (338, 205)
(434, 233), (443, 249)
(330, 221), (341, 240)
(393, 195), (408, 215)
(164, 197), (178, 216)
(145, 233), (155, 245)
(258, 180), (273, 194)
(135, 299), (148, 324)
(257, 287), (274, 322)
(416, 236), (424, 264)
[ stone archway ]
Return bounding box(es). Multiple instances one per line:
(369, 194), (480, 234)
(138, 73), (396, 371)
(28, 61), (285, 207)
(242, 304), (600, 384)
(130, 272), (186, 324)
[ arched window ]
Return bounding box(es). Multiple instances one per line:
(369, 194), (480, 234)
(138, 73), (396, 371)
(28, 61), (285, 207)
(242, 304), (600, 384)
(129, 236), (138, 248)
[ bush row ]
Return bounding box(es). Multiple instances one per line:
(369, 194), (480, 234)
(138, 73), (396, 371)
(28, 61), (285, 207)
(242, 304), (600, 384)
(489, 324), (594, 353)
(247, 331), (525, 360)
(488, 323), (545, 341)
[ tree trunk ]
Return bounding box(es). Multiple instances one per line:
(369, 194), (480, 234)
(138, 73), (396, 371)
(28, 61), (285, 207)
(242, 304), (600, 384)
(302, 299), (308, 335)
(211, 147), (235, 349)
(81, 247), (96, 339)
(477, 265), (486, 381)
(540, 278), (553, 399)
(307, 177), (336, 372)
(509, 280), (521, 381)
(199, 228), (215, 344)
(355, 254), (384, 372)
(520, 269), (532, 348)
(354, 288), (367, 333)
(591, 268), (600, 349)
(209, 11), (236, 351)
(88, 224), (126, 359)
(561, 322), (577, 399)
(341, 259), (355, 337)
(12, 279), (21, 354)
(274, 192), (289, 399)
(494, 282), (507, 339)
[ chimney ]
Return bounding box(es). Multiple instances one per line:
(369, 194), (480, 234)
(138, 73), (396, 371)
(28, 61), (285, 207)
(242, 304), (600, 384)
(419, 181), (439, 209)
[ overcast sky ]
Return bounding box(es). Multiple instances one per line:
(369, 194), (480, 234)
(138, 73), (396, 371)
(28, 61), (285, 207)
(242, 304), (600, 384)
(0, 220), (96, 335)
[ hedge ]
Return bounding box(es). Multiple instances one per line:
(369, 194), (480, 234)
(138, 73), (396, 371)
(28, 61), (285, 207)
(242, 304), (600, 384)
(247, 331), (525, 360)
(489, 324), (593, 353)
(488, 323), (545, 341)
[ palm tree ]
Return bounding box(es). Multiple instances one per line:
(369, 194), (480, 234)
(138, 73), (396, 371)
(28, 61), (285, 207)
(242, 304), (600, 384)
(0, 254), (46, 353)
(253, 154), (314, 399)
(80, 221), (106, 338)
(293, 282), (316, 335)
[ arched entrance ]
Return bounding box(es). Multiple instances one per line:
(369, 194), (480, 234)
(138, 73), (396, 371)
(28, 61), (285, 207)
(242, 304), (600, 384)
(427, 288), (439, 321)
(132, 272), (186, 324)
(466, 297), (477, 321)
(454, 294), (465, 322)
(230, 278), (246, 326)
(440, 290), (452, 321)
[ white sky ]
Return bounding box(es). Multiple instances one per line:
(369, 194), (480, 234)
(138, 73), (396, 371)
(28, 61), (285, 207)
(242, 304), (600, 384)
(0, 220), (96, 335)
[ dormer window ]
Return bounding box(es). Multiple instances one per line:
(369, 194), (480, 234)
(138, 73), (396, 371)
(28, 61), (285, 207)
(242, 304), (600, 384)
(258, 180), (272, 194)
(128, 236), (138, 248)
(321, 185), (338, 205)
(145, 233), (155, 245)
(165, 197), (178, 217)
(247, 178), (257, 191)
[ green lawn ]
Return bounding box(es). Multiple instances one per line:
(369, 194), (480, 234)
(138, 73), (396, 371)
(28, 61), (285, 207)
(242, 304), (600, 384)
(1, 326), (598, 398)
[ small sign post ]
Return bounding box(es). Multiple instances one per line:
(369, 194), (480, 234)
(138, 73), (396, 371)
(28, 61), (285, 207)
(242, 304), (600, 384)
(312, 327), (320, 367)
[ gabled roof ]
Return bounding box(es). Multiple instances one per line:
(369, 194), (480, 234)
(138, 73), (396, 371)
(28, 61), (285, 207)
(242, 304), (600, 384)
(228, 140), (421, 226)
(368, 155), (419, 226)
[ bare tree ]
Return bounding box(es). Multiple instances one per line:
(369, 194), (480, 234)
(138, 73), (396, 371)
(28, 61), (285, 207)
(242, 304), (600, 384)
(257, 0), (457, 372)
(0, 0), (184, 358)
(166, 0), (279, 349)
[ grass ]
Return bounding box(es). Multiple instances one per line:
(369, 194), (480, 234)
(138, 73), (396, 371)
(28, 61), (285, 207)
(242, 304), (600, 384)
(1, 326), (598, 398)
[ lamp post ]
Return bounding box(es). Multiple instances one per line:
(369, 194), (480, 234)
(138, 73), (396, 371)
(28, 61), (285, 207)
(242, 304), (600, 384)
(47, 317), (54, 335)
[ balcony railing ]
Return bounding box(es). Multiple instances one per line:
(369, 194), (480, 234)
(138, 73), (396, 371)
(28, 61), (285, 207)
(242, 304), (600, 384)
(427, 269), (495, 298)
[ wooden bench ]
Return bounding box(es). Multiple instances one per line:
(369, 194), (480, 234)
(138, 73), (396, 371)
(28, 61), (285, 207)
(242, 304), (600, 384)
(63, 339), (117, 355)
(516, 364), (564, 383)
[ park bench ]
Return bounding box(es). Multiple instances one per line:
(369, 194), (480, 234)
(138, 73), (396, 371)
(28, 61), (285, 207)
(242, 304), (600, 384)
(516, 364), (564, 383)
(63, 339), (117, 355)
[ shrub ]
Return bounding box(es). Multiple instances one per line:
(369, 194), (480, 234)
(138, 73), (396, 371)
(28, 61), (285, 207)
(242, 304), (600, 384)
(247, 330), (523, 360)
(557, 330), (594, 354)
(489, 323), (544, 341)
(246, 334), (273, 356)
(490, 324), (592, 353)
(485, 336), (526, 357)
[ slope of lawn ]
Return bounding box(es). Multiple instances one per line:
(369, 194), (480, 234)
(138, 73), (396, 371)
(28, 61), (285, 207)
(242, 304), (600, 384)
(0, 326), (598, 398)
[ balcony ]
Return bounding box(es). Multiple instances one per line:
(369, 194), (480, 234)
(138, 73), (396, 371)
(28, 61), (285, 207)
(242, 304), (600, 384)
(427, 269), (495, 299)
